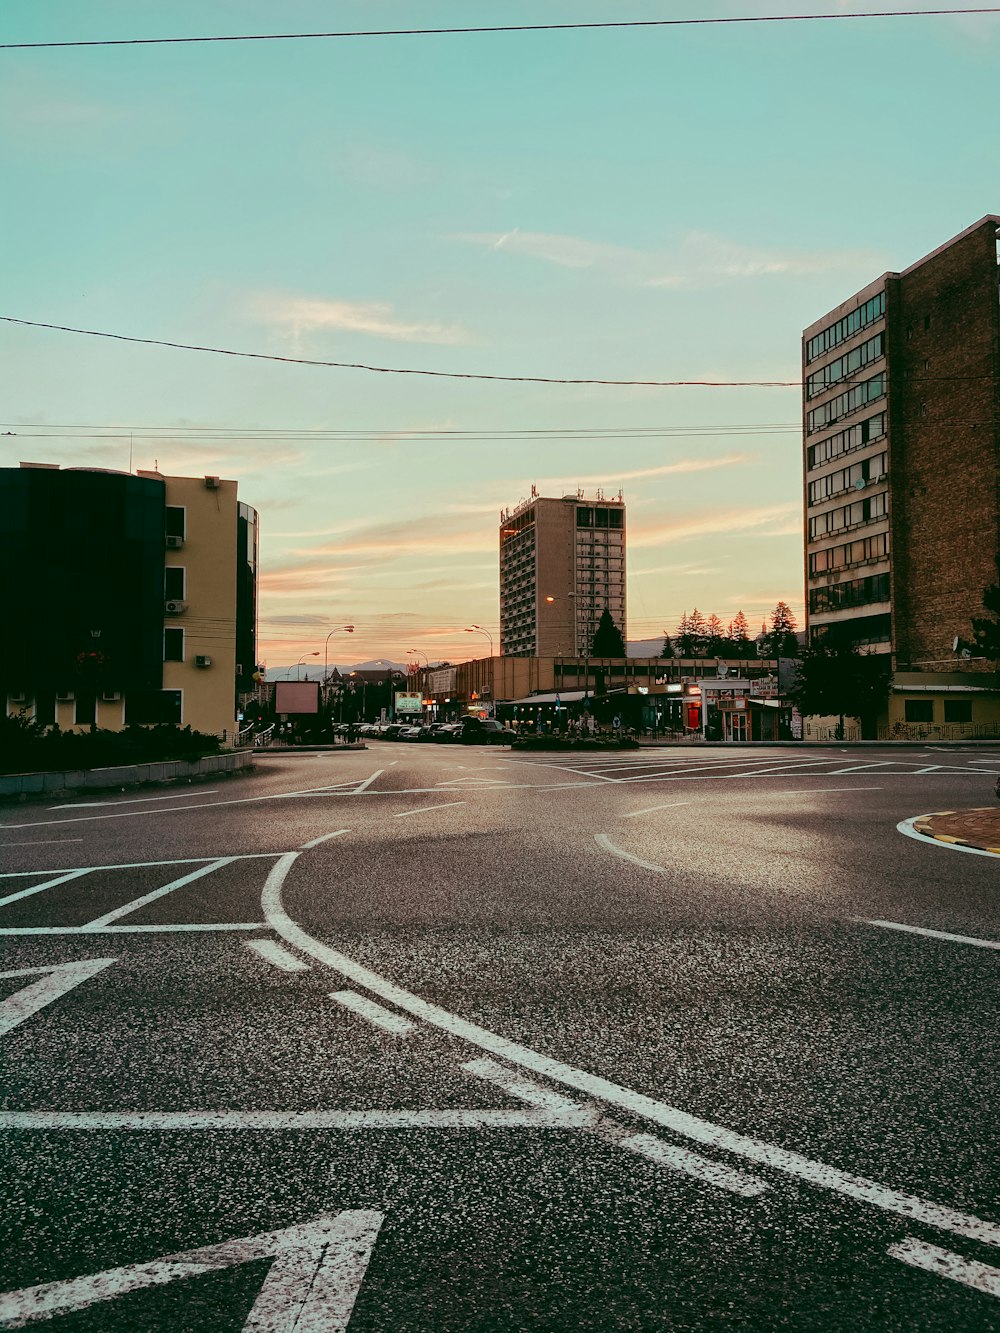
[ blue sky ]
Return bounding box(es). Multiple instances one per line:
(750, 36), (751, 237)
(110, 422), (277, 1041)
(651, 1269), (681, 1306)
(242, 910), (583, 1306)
(3, 1), (998, 666)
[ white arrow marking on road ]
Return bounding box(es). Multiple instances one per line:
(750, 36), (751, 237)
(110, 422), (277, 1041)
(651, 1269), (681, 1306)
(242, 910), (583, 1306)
(0, 958), (115, 1038)
(0, 1210), (383, 1330)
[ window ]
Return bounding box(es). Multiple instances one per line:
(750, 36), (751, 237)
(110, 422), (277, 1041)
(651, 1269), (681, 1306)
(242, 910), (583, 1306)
(75, 693), (96, 726)
(164, 627), (184, 662)
(165, 506), (186, 539)
(807, 412), (887, 470)
(905, 699), (934, 723)
(808, 489), (888, 540)
(805, 292), (885, 363)
(164, 567), (185, 600)
(809, 572), (890, 614)
(808, 531), (889, 577)
(944, 700), (973, 724)
(805, 333), (884, 399)
(126, 690), (183, 725)
(807, 374), (886, 435)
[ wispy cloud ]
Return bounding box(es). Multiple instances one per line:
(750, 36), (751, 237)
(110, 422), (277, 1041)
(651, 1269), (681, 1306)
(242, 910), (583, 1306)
(532, 453), (754, 490)
(630, 503), (801, 547)
(251, 293), (474, 345)
(451, 227), (881, 289)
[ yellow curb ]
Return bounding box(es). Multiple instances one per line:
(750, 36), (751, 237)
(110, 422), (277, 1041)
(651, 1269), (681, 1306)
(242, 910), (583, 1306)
(935, 835), (961, 844)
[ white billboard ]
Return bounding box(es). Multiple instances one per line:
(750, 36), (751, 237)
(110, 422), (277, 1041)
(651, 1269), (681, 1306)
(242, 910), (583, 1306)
(395, 692), (423, 716)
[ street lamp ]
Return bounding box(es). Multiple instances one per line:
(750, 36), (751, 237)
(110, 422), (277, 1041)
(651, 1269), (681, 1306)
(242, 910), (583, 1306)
(296, 652), (319, 679)
(465, 625), (495, 705)
(323, 625), (355, 685)
(406, 649), (431, 716)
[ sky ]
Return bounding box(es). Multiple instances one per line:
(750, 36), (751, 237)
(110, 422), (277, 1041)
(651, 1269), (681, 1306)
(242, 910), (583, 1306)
(3, 1), (999, 669)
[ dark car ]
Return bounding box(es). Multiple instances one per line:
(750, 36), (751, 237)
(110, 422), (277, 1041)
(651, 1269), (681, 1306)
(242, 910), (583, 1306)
(457, 718), (517, 745)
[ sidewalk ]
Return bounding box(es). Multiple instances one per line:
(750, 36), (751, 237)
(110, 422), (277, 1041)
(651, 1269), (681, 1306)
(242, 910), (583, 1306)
(913, 807), (1000, 856)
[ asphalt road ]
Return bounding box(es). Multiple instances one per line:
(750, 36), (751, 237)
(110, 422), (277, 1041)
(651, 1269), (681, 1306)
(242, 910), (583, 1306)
(1, 742), (999, 1331)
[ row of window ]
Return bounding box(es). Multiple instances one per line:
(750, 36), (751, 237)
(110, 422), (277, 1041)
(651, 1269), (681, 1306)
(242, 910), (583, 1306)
(576, 508), (624, 529)
(15, 690), (183, 727)
(805, 292), (885, 364)
(808, 531), (889, 576)
(808, 452), (887, 506)
(808, 489), (888, 540)
(904, 698), (973, 724)
(810, 612), (891, 646)
(805, 333), (884, 400)
(807, 373), (886, 435)
(808, 572), (890, 614)
(807, 412), (886, 470)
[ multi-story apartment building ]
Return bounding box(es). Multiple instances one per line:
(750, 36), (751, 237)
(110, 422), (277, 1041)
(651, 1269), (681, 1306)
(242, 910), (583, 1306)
(499, 489), (626, 656)
(803, 216), (1000, 670)
(0, 463), (258, 736)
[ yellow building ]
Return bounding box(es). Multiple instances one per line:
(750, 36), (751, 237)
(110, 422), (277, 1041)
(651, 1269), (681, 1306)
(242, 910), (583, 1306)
(1, 464), (258, 739)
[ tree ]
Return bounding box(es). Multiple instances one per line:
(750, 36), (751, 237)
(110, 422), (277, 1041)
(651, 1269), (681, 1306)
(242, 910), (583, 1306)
(591, 608), (626, 657)
(971, 554), (1000, 661)
(763, 601), (799, 658)
(660, 632), (674, 659)
(789, 629), (891, 739)
(704, 614), (727, 657)
(726, 610), (752, 659)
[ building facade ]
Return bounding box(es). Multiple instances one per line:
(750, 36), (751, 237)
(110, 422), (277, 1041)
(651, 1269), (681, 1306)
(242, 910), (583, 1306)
(803, 216), (1000, 668)
(1, 464), (258, 737)
(499, 490), (626, 656)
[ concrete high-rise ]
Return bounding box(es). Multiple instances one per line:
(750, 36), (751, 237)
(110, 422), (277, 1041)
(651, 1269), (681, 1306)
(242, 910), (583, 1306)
(499, 490), (626, 656)
(803, 216), (1000, 669)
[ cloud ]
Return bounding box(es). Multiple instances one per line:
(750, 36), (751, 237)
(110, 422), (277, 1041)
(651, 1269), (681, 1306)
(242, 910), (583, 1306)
(532, 453), (754, 491)
(451, 228), (881, 289)
(252, 293), (474, 345)
(630, 503), (801, 547)
(309, 512), (495, 558)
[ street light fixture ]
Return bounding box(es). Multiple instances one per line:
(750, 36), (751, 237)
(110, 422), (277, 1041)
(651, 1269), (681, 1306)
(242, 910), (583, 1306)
(323, 625), (355, 687)
(465, 625), (495, 705)
(296, 652), (319, 679)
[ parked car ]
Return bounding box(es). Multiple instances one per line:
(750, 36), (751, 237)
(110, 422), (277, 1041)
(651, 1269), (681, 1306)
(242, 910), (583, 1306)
(397, 725), (423, 741)
(457, 718), (517, 745)
(432, 723), (461, 743)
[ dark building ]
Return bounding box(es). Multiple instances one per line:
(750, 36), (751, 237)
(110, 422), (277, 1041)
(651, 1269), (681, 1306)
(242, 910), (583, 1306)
(803, 216), (1000, 669)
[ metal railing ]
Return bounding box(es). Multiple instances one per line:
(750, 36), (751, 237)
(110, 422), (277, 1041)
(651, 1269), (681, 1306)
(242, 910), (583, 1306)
(253, 724), (276, 748)
(234, 723), (255, 748)
(878, 721), (1000, 742)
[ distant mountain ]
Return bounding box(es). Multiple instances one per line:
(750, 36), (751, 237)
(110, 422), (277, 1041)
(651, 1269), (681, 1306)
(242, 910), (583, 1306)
(626, 638), (668, 659)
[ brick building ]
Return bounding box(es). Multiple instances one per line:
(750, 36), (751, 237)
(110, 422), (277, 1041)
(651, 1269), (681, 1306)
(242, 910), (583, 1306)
(499, 490), (626, 657)
(802, 217), (1000, 736)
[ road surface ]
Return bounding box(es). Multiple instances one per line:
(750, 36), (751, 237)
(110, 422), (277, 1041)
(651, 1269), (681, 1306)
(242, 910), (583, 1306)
(2, 743), (999, 1330)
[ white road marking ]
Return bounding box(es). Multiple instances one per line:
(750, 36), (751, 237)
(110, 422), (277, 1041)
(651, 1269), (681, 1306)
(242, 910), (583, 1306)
(915, 766), (942, 774)
(0, 1108), (591, 1130)
(889, 1237), (1000, 1298)
(0, 923), (266, 935)
(329, 990), (416, 1035)
(898, 815), (1000, 859)
(299, 829), (349, 849)
(0, 853), (286, 878)
(0, 840), (85, 847)
(246, 939), (310, 971)
(262, 851), (1000, 1249)
(394, 801), (466, 819)
(593, 834), (666, 873)
(860, 919), (1000, 951)
(353, 769), (384, 794)
(827, 762), (896, 774)
(462, 1058), (594, 1117)
(82, 857), (237, 929)
(0, 958), (115, 1038)
(51, 790), (219, 810)
(768, 787), (884, 796)
(0, 1210), (383, 1331)
(623, 802), (691, 818)
(618, 1133), (769, 1198)
(0, 869), (91, 909)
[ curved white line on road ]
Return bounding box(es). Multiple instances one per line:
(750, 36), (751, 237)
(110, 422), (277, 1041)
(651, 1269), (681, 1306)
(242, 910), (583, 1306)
(593, 834), (667, 873)
(897, 815), (1000, 859)
(261, 852), (1000, 1249)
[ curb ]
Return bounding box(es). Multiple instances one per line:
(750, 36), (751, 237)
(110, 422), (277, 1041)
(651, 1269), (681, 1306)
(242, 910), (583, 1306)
(0, 750), (254, 800)
(912, 808), (1000, 856)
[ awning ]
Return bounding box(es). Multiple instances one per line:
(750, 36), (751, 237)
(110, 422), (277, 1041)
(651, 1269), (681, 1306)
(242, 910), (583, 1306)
(509, 690), (590, 705)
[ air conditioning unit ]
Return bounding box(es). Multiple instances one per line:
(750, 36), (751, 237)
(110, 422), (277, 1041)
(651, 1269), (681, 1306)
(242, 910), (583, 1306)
(101, 691), (122, 703)
(195, 655), (212, 668)
(56, 691), (75, 703)
(165, 535), (184, 549)
(204, 475), (220, 489)
(164, 599), (188, 615)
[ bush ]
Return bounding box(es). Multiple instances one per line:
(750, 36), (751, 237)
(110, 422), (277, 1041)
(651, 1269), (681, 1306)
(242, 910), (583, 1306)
(0, 715), (223, 775)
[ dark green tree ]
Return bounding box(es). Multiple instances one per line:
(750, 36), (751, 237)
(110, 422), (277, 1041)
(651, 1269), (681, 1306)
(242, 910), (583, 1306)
(789, 629), (891, 740)
(704, 613), (727, 657)
(725, 610), (752, 659)
(971, 554), (1000, 661)
(591, 608), (626, 657)
(764, 601), (799, 658)
(660, 632), (674, 659)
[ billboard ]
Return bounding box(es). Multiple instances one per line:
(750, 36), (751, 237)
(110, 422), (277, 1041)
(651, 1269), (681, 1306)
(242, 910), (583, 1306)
(274, 680), (321, 715)
(395, 691), (423, 716)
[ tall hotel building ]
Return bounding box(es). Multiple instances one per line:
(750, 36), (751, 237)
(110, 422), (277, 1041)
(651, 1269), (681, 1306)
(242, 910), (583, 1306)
(499, 490), (626, 656)
(803, 216), (1000, 668)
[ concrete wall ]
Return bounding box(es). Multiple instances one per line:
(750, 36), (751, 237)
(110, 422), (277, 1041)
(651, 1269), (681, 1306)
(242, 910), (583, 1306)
(0, 749), (253, 798)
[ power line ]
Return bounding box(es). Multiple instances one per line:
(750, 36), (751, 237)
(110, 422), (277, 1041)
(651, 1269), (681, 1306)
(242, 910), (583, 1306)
(3, 10), (998, 50)
(1, 316), (799, 388)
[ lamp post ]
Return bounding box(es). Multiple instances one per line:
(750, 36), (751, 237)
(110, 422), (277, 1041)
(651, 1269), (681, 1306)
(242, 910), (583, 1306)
(465, 625), (495, 708)
(323, 625), (355, 685)
(296, 652), (319, 679)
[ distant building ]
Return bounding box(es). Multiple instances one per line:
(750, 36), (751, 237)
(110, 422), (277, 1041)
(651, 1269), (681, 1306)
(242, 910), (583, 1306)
(0, 464), (258, 737)
(499, 490), (626, 656)
(802, 217), (1000, 737)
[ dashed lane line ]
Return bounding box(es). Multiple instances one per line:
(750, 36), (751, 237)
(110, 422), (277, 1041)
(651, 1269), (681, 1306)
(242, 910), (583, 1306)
(0, 1107), (592, 1131)
(860, 919), (1000, 951)
(768, 787), (884, 796)
(329, 990), (416, 1036)
(262, 849), (1000, 1249)
(623, 802), (691, 818)
(246, 939), (311, 971)
(394, 801), (466, 819)
(299, 829), (349, 849)
(0, 839), (85, 847)
(593, 834), (667, 873)
(889, 1238), (1000, 1298)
